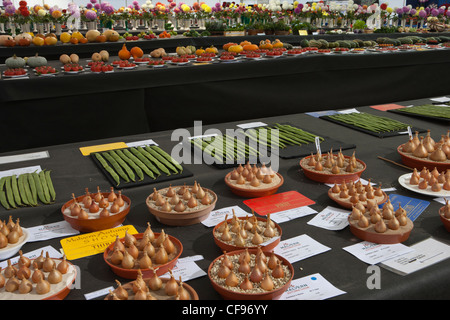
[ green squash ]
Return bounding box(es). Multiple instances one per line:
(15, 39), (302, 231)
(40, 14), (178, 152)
(5, 54), (26, 69)
(27, 53), (47, 68)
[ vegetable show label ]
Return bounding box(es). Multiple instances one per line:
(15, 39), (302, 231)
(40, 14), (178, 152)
(79, 142), (128, 156)
(243, 191), (315, 216)
(60, 225), (138, 260)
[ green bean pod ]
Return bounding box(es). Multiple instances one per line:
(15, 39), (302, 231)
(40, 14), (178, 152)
(150, 145), (183, 173)
(17, 174), (29, 206)
(5, 177), (17, 208)
(138, 146), (173, 175)
(28, 173), (37, 205)
(0, 190), (10, 210)
(109, 150), (135, 182)
(11, 175), (23, 206)
(45, 170), (56, 201)
(103, 152), (130, 183)
(22, 173), (36, 206)
(125, 149), (156, 179)
(33, 172), (49, 204)
(39, 171), (51, 204)
(94, 153), (121, 186)
(130, 147), (161, 176)
(116, 149), (144, 181)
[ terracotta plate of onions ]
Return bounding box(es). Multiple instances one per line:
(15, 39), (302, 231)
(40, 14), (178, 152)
(0, 254), (77, 300)
(299, 151), (366, 184)
(105, 270), (199, 300)
(208, 248), (294, 300)
(397, 145), (450, 172)
(224, 163), (284, 198)
(439, 200), (450, 232)
(146, 183), (218, 226)
(61, 187), (131, 233)
(103, 228), (183, 279)
(213, 214), (282, 252)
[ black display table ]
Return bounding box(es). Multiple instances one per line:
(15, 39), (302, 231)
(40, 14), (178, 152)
(0, 95), (449, 305)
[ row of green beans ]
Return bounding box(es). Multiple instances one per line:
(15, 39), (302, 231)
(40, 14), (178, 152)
(0, 170), (55, 210)
(191, 134), (261, 163)
(245, 124), (323, 149)
(395, 104), (450, 119)
(94, 145), (183, 186)
(327, 112), (410, 133)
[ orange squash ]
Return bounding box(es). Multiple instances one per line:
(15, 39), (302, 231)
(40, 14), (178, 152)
(130, 46), (144, 58)
(205, 46), (218, 54)
(228, 44), (244, 53)
(242, 44), (258, 51)
(223, 42), (237, 51)
(239, 40), (252, 47)
(118, 44), (131, 60)
(259, 39), (273, 50)
(272, 39), (284, 48)
(195, 47), (205, 56)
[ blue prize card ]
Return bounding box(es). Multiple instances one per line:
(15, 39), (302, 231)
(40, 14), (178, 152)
(384, 194), (430, 222)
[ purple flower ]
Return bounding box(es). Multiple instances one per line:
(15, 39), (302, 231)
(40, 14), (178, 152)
(5, 4), (15, 14)
(431, 8), (439, 16)
(86, 3), (92, 9)
(396, 8), (403, 15)
(410, 8), (416, 15)
(134, 5), (140, 10)
(419, 9), (427, 18)
(297, 3), (303, 10)
(133, 1), (139, 5)
(402, 6), (410, 13)
(90, 0), (97, 4)
(446, 10), (450, 16)
(215, 2), (221, 8)
(104, 5), (114, 14)
(94, 3), (101, 10)
(85, 9), (97, 19)
(439, 7), (445, 14)
(425, 7), (430, 14)
(294, 7), (301, 14)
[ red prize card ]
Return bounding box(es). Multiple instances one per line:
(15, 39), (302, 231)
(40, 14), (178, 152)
(243, 191), (315, 216)
(370, 104), (405, 111)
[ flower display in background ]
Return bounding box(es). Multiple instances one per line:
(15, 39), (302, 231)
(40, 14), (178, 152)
(84, 9), (97, 20)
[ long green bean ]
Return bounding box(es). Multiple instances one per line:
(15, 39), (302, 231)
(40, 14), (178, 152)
(139, 146), (173, 175)
(150, 145), (183, 172)
(116, 149), (144, 181)
(109, 150), (136, 182)
(94, 153), (121, 186)
(103, 152), (130, 183)
(395, 104), (450, 119)
(327, 112), (409, 133)
(123, 149), (156, 179)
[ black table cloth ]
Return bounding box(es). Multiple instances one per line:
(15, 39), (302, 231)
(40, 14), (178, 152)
(0, 95), (449, 304)
(1, 43), (450, 153)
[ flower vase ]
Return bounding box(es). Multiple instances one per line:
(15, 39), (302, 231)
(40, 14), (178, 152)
(198, 18), (205, 29)
(156, 19), (164, 31)
(20, 23), (30, 33)
(401, 18), (406, 28)
(306, 17), (311, 24)
(37, 23), (44, 34)
(55, 23), (62, 35)
(131, 19), (137, 30)
(0, 23), (4, 33)
(419, 18), (424, 29)
(87, 21), (97, 30)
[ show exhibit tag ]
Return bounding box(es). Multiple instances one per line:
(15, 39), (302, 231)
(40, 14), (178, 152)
(60, 225), (138, 260)
(79, 142), (128, 156)
(315, 136), (321, 155)
(407, 126), (413, 139)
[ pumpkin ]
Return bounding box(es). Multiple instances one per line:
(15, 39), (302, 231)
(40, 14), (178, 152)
(70, 37), (79, 44)
(176, 46), (189, 56)
(150, 48), (166, 58)
(242, 44), (258, 51)
(118, 44), (131, 60)
(99, 50), (109, 62)
(44, 36), (57, 45)
(15, 33), (32, 44)
(195, 47), (205, 56)
(96, 34), (107, 43)
(205, 46), (218, 54)
(108, 32), (120, 42)
(3, 39), (15, 47)
(223, 42), (237, 51)
(91, 52), (102, 62)
(228, 44), (244, 53)
(79, 37), (88, 44)
(130, 46), (144, 59)
(186, 45), (196, 54)
(0, 35), (13, 46)
(272, 39), (284, 48)
(27, 53), (47, 67)
(18, 38), (31, 46)
(102, 29), (115, 40)
(5, 54), (26, 68)
(70, 53), (79, 64)
(32, 36), (45, 46)
(59, 54), (71, 64)
(259, 40), (273, 50)
(239, 40), (252, 47)
(86, 29), (101, 42)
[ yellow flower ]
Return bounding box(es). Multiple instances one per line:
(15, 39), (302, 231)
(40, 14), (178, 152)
(294, 1), (299, 7)
(37, 9), (47, 17)
(386, 7), (393, 13)
(322, 12), (328, 16)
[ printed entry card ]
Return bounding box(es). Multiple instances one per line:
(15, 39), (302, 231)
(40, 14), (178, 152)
(243, 191), (315, 216)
